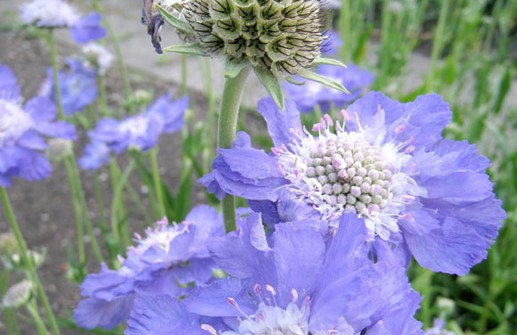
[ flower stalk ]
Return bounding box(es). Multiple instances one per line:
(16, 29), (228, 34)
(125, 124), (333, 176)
(217, 67), (251, 232)
(0, 187), (61, 335)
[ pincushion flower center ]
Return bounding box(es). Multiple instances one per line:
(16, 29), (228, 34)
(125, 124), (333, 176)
(275, 114), (421, 240)
(0, 101), (33, 146)
(120, 116), (151, 140)
(290, 131), (394, 220)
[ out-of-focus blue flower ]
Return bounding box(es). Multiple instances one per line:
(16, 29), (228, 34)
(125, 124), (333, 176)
(283, 64), (374, 113)
(79, 94), (188, 170)
(78, 140), (110, 171)
(74, 205), (224, 330)
(0, 65), (76, 187)
(20, 0), (106, 44)
(41, 58), (98, 116)
(125, 213), (422, 334)
(201, 93), (505, 275)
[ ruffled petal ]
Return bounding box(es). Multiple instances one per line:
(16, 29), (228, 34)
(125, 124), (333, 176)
(127, 295), (206, 335)
(74, 295), (134, 330)
(272, 222), (325, 306)
(257, 97), (302, 147)
(0, 65), (21, 102)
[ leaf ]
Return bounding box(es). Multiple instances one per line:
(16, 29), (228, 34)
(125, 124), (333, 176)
(163, 43), (207, 56)
(254, 66), (285, 111)
(297, 68), (349, 94)
(156, 4), (194, 34)
(312, 57), (348, 68)
(285, 76), (306, 85)
(225, 61), (248, 79)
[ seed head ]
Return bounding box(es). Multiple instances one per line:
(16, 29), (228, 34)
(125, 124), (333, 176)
(182, 0), (325, 77)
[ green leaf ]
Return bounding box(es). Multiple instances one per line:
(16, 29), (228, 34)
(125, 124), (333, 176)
(285, 76), (305, 85)
(312, 57), (348, 68)
(163, 43), (207, 56)
(225, 61), (248, 79)
(156, 4), (194, 34)
(297, 68), (349, 94)
(254, 66), (285, 111)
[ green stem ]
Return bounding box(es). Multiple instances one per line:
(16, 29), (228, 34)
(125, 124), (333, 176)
(26, 302), (50, 335)
(98, 75), (109, 117)
(181, 55), (188, 95)
(48, 31), (64, 119)
(63, 157), (86, 267)
(150, 148), (166, 218)
(110, 160), (135, 251)
(1, 271), (21, 335)
(90, 0), (132, 102)
(0, 188), (61, 335)
(217, 67), (251, 233)
(69, 154), (104, 263)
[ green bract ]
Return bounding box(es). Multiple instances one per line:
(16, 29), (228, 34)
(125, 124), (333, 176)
(156, 0), (348, 109)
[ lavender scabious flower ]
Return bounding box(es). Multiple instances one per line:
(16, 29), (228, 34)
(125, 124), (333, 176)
(125, 213), (423, 335)
(200, 92), (506, 275)
(74, 205), (224, 330)
(20, 0), (106, 44)
(283, 64), (374, 113)
(79, 94), (188, 170)
(0, 65), (76, 187)
(40, 58), (98, 116)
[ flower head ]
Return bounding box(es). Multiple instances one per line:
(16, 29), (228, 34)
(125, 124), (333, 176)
(0, 65), (76, 187)
(125, 213), (422, 334)
(40, 58), (98, 116)
(153, 0), (348, 109)
(74, 205), (224, 329)
(284, 63), (374, 113)
(200, 92), (505, 275)
(20, 0), (106, 44)
(81, 43), (114, 76)
(79, 94), (187, 170)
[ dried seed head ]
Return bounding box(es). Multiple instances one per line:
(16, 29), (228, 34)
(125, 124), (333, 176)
(2, 280), (34, 308)
(182, 0), (325, 76)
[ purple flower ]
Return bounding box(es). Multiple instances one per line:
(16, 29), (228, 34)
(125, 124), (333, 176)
(20, 0), (106, 44)
(79, 94), (187, 170)
(0, 65), (76, 187)
(125, 213), (422, 334)
(283, 64), (374, 113)
(201, 92), (505, 275)
(74, 205), (224, 330)
(41, 58), (98, 116)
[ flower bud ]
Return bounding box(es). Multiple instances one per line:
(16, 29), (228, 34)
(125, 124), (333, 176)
(2, 280), (34, 308)
(182, 0), (325, 77)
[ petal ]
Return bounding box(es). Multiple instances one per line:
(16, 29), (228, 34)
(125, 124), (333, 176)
(70, 12), (107, 44)
(0, 65), (21, 102)
(208, 213), (276, 283)
(17, 130), (47, 150)
(36, 121), (77, 139)
(405, 215), (498, 275)
(25, 96), (57, 122)
(272, 223), (325, 306)
(257, 97), (302, 148)
(74, 295), (134, 330)
(127, 295), (205, 335)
